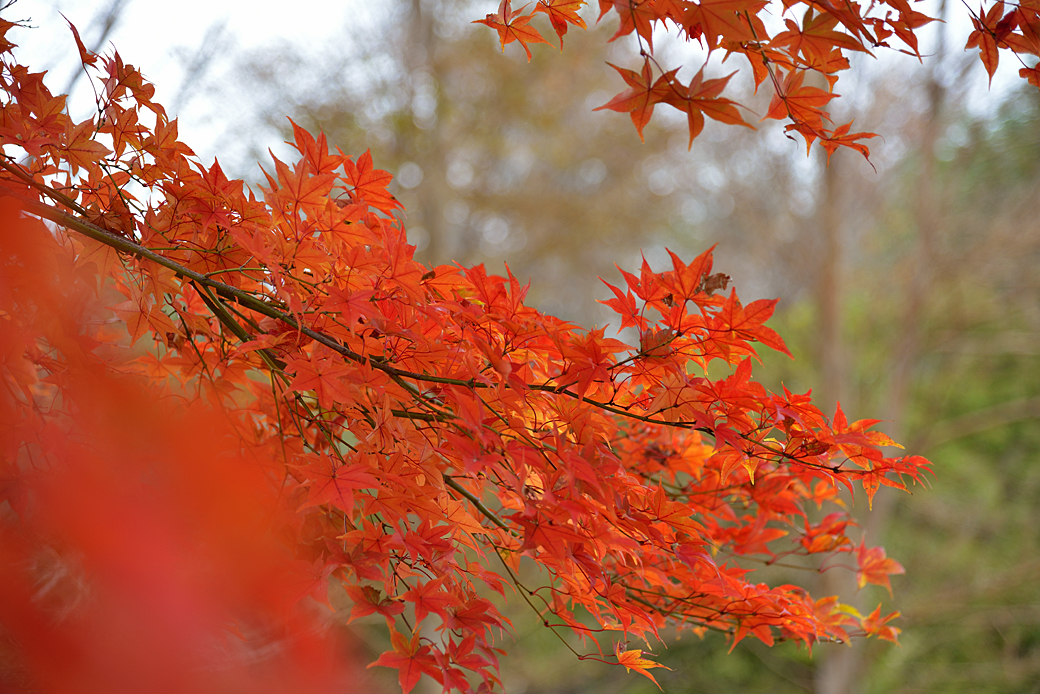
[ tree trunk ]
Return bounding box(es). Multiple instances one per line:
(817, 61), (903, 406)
(814, 4), (947, 692)
(812, 139), (859, 694)
(405, 0), (453, 266)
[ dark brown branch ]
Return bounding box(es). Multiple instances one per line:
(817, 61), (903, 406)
(442, 474), (516, 536)
(5, 190), (725, 438)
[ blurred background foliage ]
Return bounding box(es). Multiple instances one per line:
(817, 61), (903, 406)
(17, 0), (1040, 691)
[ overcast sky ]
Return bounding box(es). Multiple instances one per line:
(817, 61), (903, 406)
(5, 0), (381, 165)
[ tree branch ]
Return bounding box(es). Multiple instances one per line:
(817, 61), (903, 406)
(3, 190), (724, 438)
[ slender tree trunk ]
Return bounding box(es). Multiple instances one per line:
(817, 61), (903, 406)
(815, 5), (947, 693)
(817, 154), (845, 416)
(859, 5), (945, 628)
(812, 144), (860, 694)
(405, 0), (453, 266)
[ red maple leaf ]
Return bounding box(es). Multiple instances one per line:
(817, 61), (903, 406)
(344, 583), (405, 622)
(369, 627), (439, 694)
(342, 149), (401, 214)
(296, 455), (379, 514)
(402, 576), (464, 623)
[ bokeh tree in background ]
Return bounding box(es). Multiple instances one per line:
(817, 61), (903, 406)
(205, 0), (694, 323)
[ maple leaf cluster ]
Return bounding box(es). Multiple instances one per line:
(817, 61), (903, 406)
(0, 18), (929, 694)
(966, 0), (1040, 87)
(476, 1), (1040, 162)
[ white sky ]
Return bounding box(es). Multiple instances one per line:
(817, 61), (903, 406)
(5, 0), (379, 166)
(8, 0), (358, 84)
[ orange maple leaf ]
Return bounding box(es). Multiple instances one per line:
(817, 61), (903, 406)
(819, 120), (878, 164)
(764, 69), (836, 132)
(1004, 8), (1040, 57)
(594, 60), (671, 141)
(62, 118), (112, 175)
(861, 604), (902, 644)
(856, 540), (905, 596)
(682, 0), (769, 49)
(965, 1), (1008, 85)
(474, 0), (552, 60)
(1021, 64), (1040, 87)
(63, 17), (97, 67)
(607, 0), (659, 49)
(772, 12), (870, 64)
(534, 0), (587, 45)
(271, 156), (336, 211)
(297, 455), (379, 514)
(662, 68), (751, 148)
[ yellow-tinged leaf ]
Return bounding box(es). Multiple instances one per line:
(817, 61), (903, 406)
(741, 455), (759, 483)
(615, 643), (671, 689)
(440, 496), (486, 545)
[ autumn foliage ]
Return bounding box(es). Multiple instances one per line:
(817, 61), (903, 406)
(479, 0), (1040, 160)
(0, 9), (937, 694)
